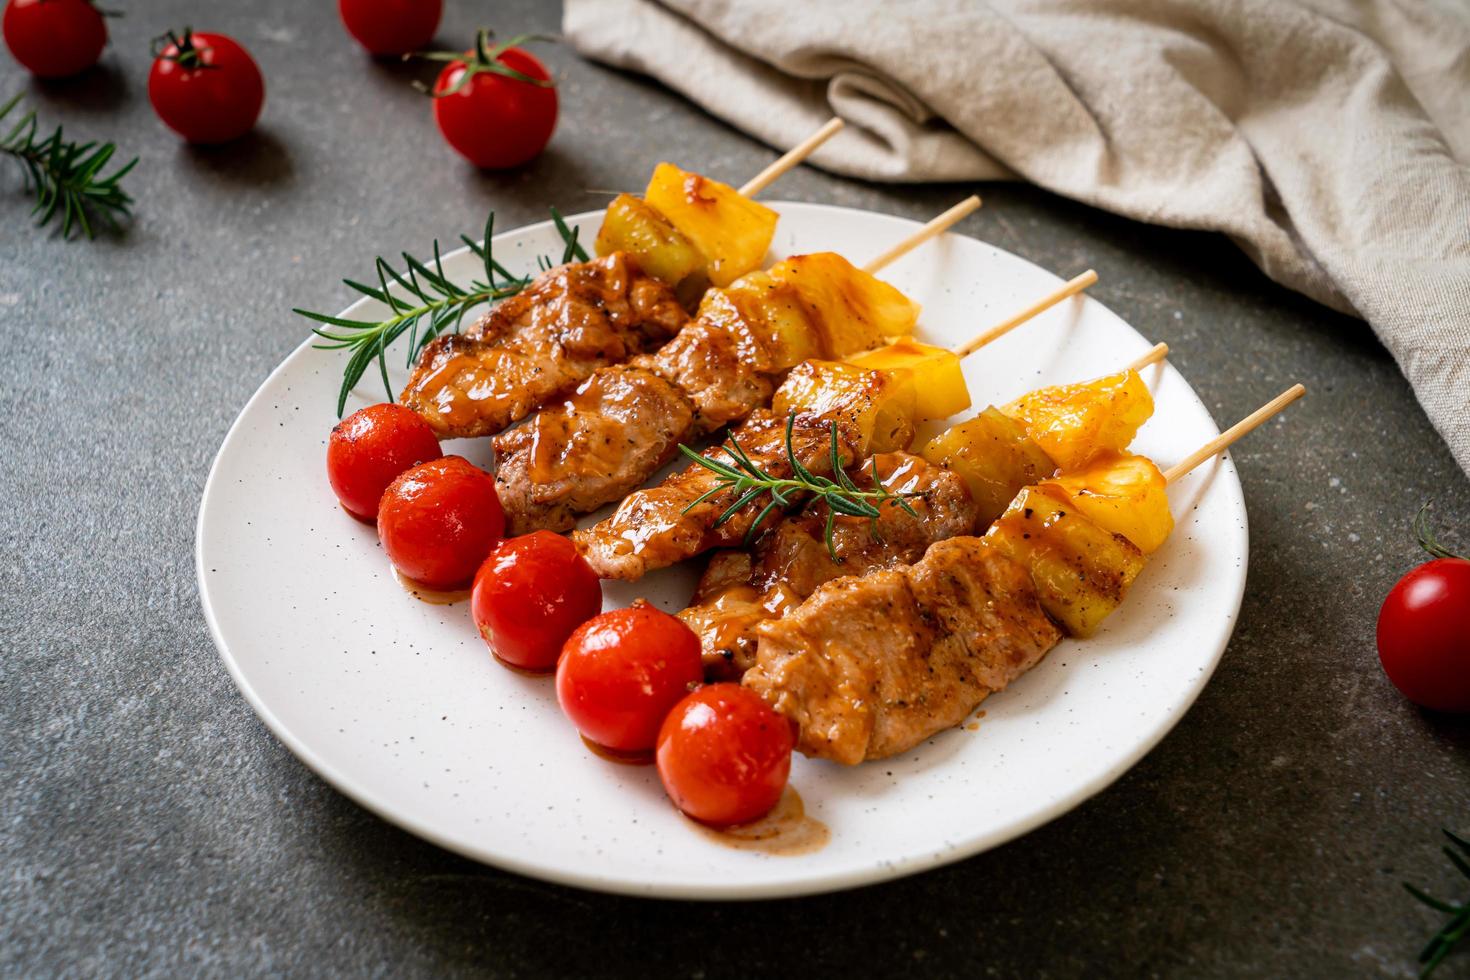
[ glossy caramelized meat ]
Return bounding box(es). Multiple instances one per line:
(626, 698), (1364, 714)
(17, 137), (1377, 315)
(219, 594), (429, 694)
(682, 452), (981, 678)
(399, 253), (688, 439)
(492, 366), (696, 536)
(572, 411), (859, 581)
(743, 537), (1062, 765)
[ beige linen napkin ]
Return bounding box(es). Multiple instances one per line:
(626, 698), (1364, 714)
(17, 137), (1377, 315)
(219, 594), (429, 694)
(564, 0), (1470, 474)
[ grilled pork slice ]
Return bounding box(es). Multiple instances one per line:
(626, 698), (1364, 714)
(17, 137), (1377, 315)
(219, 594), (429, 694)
(573, 411), (859, 581)
(682, 452), (981, 678)
(399, 253), (688, 439)
(743, 537), (1061, 765)
(493, 366), (696, 536)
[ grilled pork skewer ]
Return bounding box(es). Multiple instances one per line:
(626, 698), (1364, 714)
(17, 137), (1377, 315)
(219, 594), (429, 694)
(574, 267), (1098, 580)
(743, 386), (1307, 765)
(683, 344), (1169, 678)
(400, 122), (845, 439)
(496, 200), (986, 538)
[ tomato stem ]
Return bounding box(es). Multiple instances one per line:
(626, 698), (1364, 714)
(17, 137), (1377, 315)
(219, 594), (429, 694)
(1415, 504), (1467, 561)
(150, 27), (217, 71)
(408, 29), (555, 98)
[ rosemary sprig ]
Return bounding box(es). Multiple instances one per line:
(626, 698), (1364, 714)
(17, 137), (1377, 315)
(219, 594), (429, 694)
(0, 93), (136, 240)
(679, 413), (920, 560)
(297, 206), (587, 416)
(1406, 829), (1470, 977)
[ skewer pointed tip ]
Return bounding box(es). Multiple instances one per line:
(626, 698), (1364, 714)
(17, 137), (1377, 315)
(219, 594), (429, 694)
(1163, 382), (1307, 484)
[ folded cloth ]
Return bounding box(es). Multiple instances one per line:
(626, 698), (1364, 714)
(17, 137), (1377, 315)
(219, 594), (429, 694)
(565, 0), (1470, 475)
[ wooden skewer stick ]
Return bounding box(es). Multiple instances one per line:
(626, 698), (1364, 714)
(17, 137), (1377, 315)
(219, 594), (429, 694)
(952, 269), (1098, 358)
(863, 195), (982, 274)
(738, 117), (846, 198)
(1128, 342), (1169, 372)
(1163, 384), (1306, 485)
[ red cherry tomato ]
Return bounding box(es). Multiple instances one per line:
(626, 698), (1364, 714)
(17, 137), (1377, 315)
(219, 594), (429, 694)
(326, 403), (442, 521)
(556, 605), (702, 753)
(148, 28), (264, 144)
(377, 456), (504, 590)
(656, 684), (794, 826)
(431, 34), (557, 169)
(338, 0), (441, 56)
(3, 0), (106, 78)
(472, 531), (602, 672)
(1377, 556), (1470, 712)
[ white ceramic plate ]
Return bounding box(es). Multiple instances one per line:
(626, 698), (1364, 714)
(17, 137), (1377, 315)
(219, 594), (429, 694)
(197, 204), (1247, 899)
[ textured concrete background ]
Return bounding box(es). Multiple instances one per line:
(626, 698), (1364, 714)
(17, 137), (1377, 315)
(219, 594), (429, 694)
(4, 1), (1469, 977)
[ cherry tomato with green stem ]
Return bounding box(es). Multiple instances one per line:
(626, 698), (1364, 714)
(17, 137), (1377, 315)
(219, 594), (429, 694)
(425, 29), (557, 169)
(656, 684), (794, 826)
(556, 604), (702, 754)
(472, 531), (602, 672)
(338, 0), (441, 56)
(1377, 507), (1470, 713)
(148, 27), (264, 144)
(3, 0), (107, 78)
(377, 456), (504, 590)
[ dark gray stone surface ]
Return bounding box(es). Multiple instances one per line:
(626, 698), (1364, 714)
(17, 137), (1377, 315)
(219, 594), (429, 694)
(4, 1), (1469, 977)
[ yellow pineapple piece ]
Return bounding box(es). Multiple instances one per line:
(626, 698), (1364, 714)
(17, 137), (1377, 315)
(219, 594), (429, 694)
(982, 485), (1146, 636)
(1045, 451), (1174, 554)
(644, 163), (778, 287)
(846, 338), (971, 419)
(1002, 368), (1154, 471)
(594, 193), (706, 287)
(920, 407), (1058, 523)
(699, 273), (825, 372)
(767, 252), (921, 356)
(773, 361), (917, 454)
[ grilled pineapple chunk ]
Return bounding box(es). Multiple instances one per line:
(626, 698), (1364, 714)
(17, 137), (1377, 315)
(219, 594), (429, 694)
(643, 163), (778, 287)
(720, 270), (829, 370)
(773, 361), (917, 454)
(847, 338), (971, 419)
(768, 252), (921, 356)
(983, 485), (1146, 636)
(1045, 451), (1174, 554)
(920, 407), (1058, 523)
(1002, 368), (1153, 471)
(595, 193), (706, 287)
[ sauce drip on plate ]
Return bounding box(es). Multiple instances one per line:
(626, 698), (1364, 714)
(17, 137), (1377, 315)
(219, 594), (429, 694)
(689, 787), (830, 856)
(392, 567), (471, 605)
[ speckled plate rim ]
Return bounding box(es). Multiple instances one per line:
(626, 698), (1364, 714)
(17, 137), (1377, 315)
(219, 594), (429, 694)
(196, 203), (1249, 900)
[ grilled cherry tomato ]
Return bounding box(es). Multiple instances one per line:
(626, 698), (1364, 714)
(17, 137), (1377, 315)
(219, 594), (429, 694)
(338, 0), (441, 56)
(656, 684), (794, 826)
(3, 0), (106, 77)
(377, 456), (504, 590)
(148, 28), (264, 144)
(1377, 513), (1470, 712)
(472, 531), (602, 672)
(556, 604), (702, 753)
(430, 30), (556, 169)
(326, 403), (442, 521)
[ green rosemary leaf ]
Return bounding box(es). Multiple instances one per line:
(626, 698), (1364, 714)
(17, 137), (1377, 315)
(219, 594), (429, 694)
(679, 444), (748, 482)
(294, 309), (381, 329)
(823, 508), (838, 562)
(681, 482), (733, 516)
(343, 278), (391, 304)
(1447, 831), (1470, 858)
(1444, 845), (1470, 882)
(745, 498), (785, 546)
(786, 414), (821, 487)
(551, 206), (590, 262)
(1406, 884), (1461, 915)
(714, 485), (768, 530)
